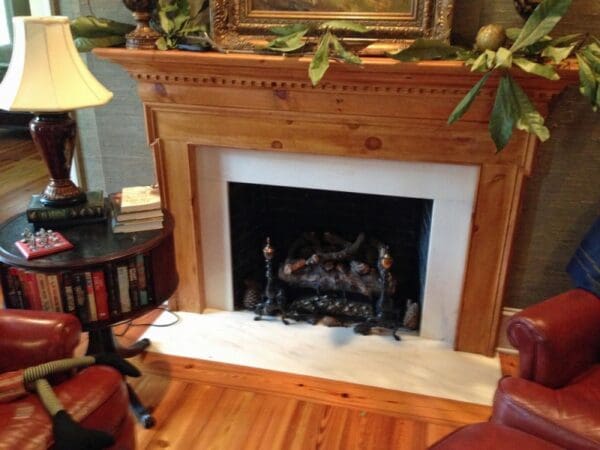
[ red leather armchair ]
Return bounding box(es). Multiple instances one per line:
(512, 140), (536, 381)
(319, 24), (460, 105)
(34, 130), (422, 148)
(492, 289), (600, 450)
(0, 309), (135, 449)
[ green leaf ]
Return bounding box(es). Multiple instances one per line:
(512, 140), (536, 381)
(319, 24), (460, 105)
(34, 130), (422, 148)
(485, 50), (497, 69)
(489, 75), (519, 151)
(173, 13), (190, 32)
(265, 29), (308, 52)
(495, 47), (513, 69)
(74, 35), (126, 52)
(159, 10), (174, 34)
(390, 39), (462, 61)
(510, 0), (572, 52)
(507, 74), (550, 142)
(156, 36), (169, 51)
(541, 45), (575, 63)
(269, 24), (310, 36)
(513, 57), (560, 80)
(330, 35), (362, 64)
(549, 33), (582, 47)
(468, 52), (489, 72)
(309, 32), (332, 86)
(320, 20), (368, 33)
(581, 47), (600, 73)
(576, 54), (598, 110)
(506, 28), (522, 41)
(447, 72), (492, 124)
(70, 16), (134, 38)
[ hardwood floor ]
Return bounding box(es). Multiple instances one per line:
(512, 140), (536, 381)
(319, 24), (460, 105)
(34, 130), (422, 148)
(115, 311), (491, 450)
(0, 129), (46, 222)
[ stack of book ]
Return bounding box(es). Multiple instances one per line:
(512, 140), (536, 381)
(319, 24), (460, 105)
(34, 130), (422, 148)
(110, 186), (163, 234)
(26, 190), (107, 228)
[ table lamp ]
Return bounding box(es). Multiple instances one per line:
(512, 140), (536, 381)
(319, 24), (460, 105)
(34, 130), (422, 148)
(0, 16), (113, 207)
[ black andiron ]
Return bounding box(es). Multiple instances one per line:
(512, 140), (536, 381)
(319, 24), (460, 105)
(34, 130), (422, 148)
(353, 246), (403, 340)
(254, 238), (289, 324)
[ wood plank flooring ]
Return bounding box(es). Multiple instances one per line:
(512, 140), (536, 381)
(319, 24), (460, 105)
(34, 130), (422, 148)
(115, 311), (491, 450)
(0, 129), (47, 222)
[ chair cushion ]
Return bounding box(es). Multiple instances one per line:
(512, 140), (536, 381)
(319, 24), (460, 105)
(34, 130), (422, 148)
(492, 365), (600, 450)
(0, 366), (130, 449)
(429, 423), (562, 449)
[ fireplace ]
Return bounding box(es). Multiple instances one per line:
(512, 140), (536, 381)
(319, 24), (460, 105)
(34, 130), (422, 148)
(95, 49), (575, 354)
(228, 182), (433, 331)
(196, 147), (478, 343)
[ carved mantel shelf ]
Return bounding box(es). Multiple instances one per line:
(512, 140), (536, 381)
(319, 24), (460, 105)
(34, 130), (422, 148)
(95, 48), (577, 355)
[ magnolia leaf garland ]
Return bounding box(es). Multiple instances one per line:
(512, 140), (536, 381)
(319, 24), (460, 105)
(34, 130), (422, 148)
(397, 0), (598, 150)
(155, 0), (208, 50)
(70, 16), (135, 52)
(264, 20), (367, 86)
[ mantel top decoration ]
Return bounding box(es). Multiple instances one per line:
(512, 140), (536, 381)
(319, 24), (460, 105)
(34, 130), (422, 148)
(74, 0), (597, 152)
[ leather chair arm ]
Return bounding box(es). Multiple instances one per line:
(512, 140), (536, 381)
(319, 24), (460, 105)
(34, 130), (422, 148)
(492, 376), (600, 450)
(0, 309), (81, 372)
(507, 289), (600, 388)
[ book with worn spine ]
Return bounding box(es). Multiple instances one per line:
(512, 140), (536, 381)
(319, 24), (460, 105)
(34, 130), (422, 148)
(120, 186), (161, 213)
(116, 264), (131, 313)
(26, 191), (106, 223)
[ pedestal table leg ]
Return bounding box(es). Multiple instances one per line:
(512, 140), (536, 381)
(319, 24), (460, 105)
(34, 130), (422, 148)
(86, 326), (155, 428)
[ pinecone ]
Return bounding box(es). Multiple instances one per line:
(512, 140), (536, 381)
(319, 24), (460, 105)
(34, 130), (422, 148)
(242, 280), (262, 310)
(403, 299), (420, 330)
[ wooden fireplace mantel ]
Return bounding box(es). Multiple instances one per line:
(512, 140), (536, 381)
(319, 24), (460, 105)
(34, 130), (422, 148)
(95, 48), (577, 355)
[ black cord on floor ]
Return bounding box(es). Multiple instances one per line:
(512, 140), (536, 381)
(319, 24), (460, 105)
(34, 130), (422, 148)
(111, 306), (180, 337)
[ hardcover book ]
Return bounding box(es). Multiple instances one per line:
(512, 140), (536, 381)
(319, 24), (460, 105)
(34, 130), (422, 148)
(111, 217), (163, 234)
(92, 271), (109, 321)
(110, 193), (163, 222)
(116, 265), (132, 313)
(72, 273), (90, 324)
(120, 186), (161, 213)
(84, 272), (98, 321)
(26, 190), (106, 223)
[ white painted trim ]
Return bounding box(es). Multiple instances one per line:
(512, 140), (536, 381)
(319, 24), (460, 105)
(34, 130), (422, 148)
(196, 147), (480, 345)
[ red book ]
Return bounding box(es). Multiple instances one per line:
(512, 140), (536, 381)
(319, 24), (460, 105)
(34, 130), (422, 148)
(15, 232), (73, 260)
(92, 271), (110, 321)
(24, 271), (42, 310)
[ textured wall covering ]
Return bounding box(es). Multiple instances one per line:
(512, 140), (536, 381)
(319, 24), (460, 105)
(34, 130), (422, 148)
(62, 0), (599, 308)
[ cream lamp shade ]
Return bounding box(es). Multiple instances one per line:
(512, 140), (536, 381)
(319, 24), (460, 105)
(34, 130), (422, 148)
(0, 16), (113, 112)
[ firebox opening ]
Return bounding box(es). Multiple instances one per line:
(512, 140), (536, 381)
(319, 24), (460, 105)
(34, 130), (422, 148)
(228, 182), (433, 332)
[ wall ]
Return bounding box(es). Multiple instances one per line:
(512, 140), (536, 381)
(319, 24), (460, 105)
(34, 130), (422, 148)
(60, 0), (599, 308)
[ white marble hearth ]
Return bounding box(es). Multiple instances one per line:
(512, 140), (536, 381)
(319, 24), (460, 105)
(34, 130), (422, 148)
(141, 310), (501, 406)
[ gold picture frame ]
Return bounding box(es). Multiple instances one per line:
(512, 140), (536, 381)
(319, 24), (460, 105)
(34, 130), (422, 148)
(209, 0), (455, 54)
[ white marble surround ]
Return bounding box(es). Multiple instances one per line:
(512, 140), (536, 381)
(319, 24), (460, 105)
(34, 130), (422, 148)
(196, 147), (480, 344)
(142, 310), (501, 405)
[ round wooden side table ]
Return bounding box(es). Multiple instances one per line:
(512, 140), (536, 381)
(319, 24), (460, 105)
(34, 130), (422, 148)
(0, 211), (178, 427)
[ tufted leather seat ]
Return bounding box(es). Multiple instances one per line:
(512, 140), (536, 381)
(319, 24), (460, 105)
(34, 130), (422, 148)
(491, 289), (600, 449)
(0, 309), (134, 449)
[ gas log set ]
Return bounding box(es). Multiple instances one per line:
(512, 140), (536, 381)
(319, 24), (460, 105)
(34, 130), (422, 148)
(243, 232), (420, 340)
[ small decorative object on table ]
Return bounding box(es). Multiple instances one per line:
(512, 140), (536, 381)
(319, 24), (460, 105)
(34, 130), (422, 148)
(122, 0), (161, 49)
(15, 228), (74, 260)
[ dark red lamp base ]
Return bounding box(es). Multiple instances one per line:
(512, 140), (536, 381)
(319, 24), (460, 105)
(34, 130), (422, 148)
(29, 113), (87, 207)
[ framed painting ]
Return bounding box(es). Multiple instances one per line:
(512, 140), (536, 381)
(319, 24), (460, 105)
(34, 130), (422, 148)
(209, 0), (455, 53)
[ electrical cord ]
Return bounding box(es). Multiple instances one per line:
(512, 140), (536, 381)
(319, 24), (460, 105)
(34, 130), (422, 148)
(111, 306), (180, 337)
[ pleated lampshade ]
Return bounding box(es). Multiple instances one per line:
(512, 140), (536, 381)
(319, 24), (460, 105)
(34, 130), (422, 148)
(0, 16), (113, 112)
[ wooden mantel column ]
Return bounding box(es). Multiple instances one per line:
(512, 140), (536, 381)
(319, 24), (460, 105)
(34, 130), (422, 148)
(95, 49), (576, 355)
